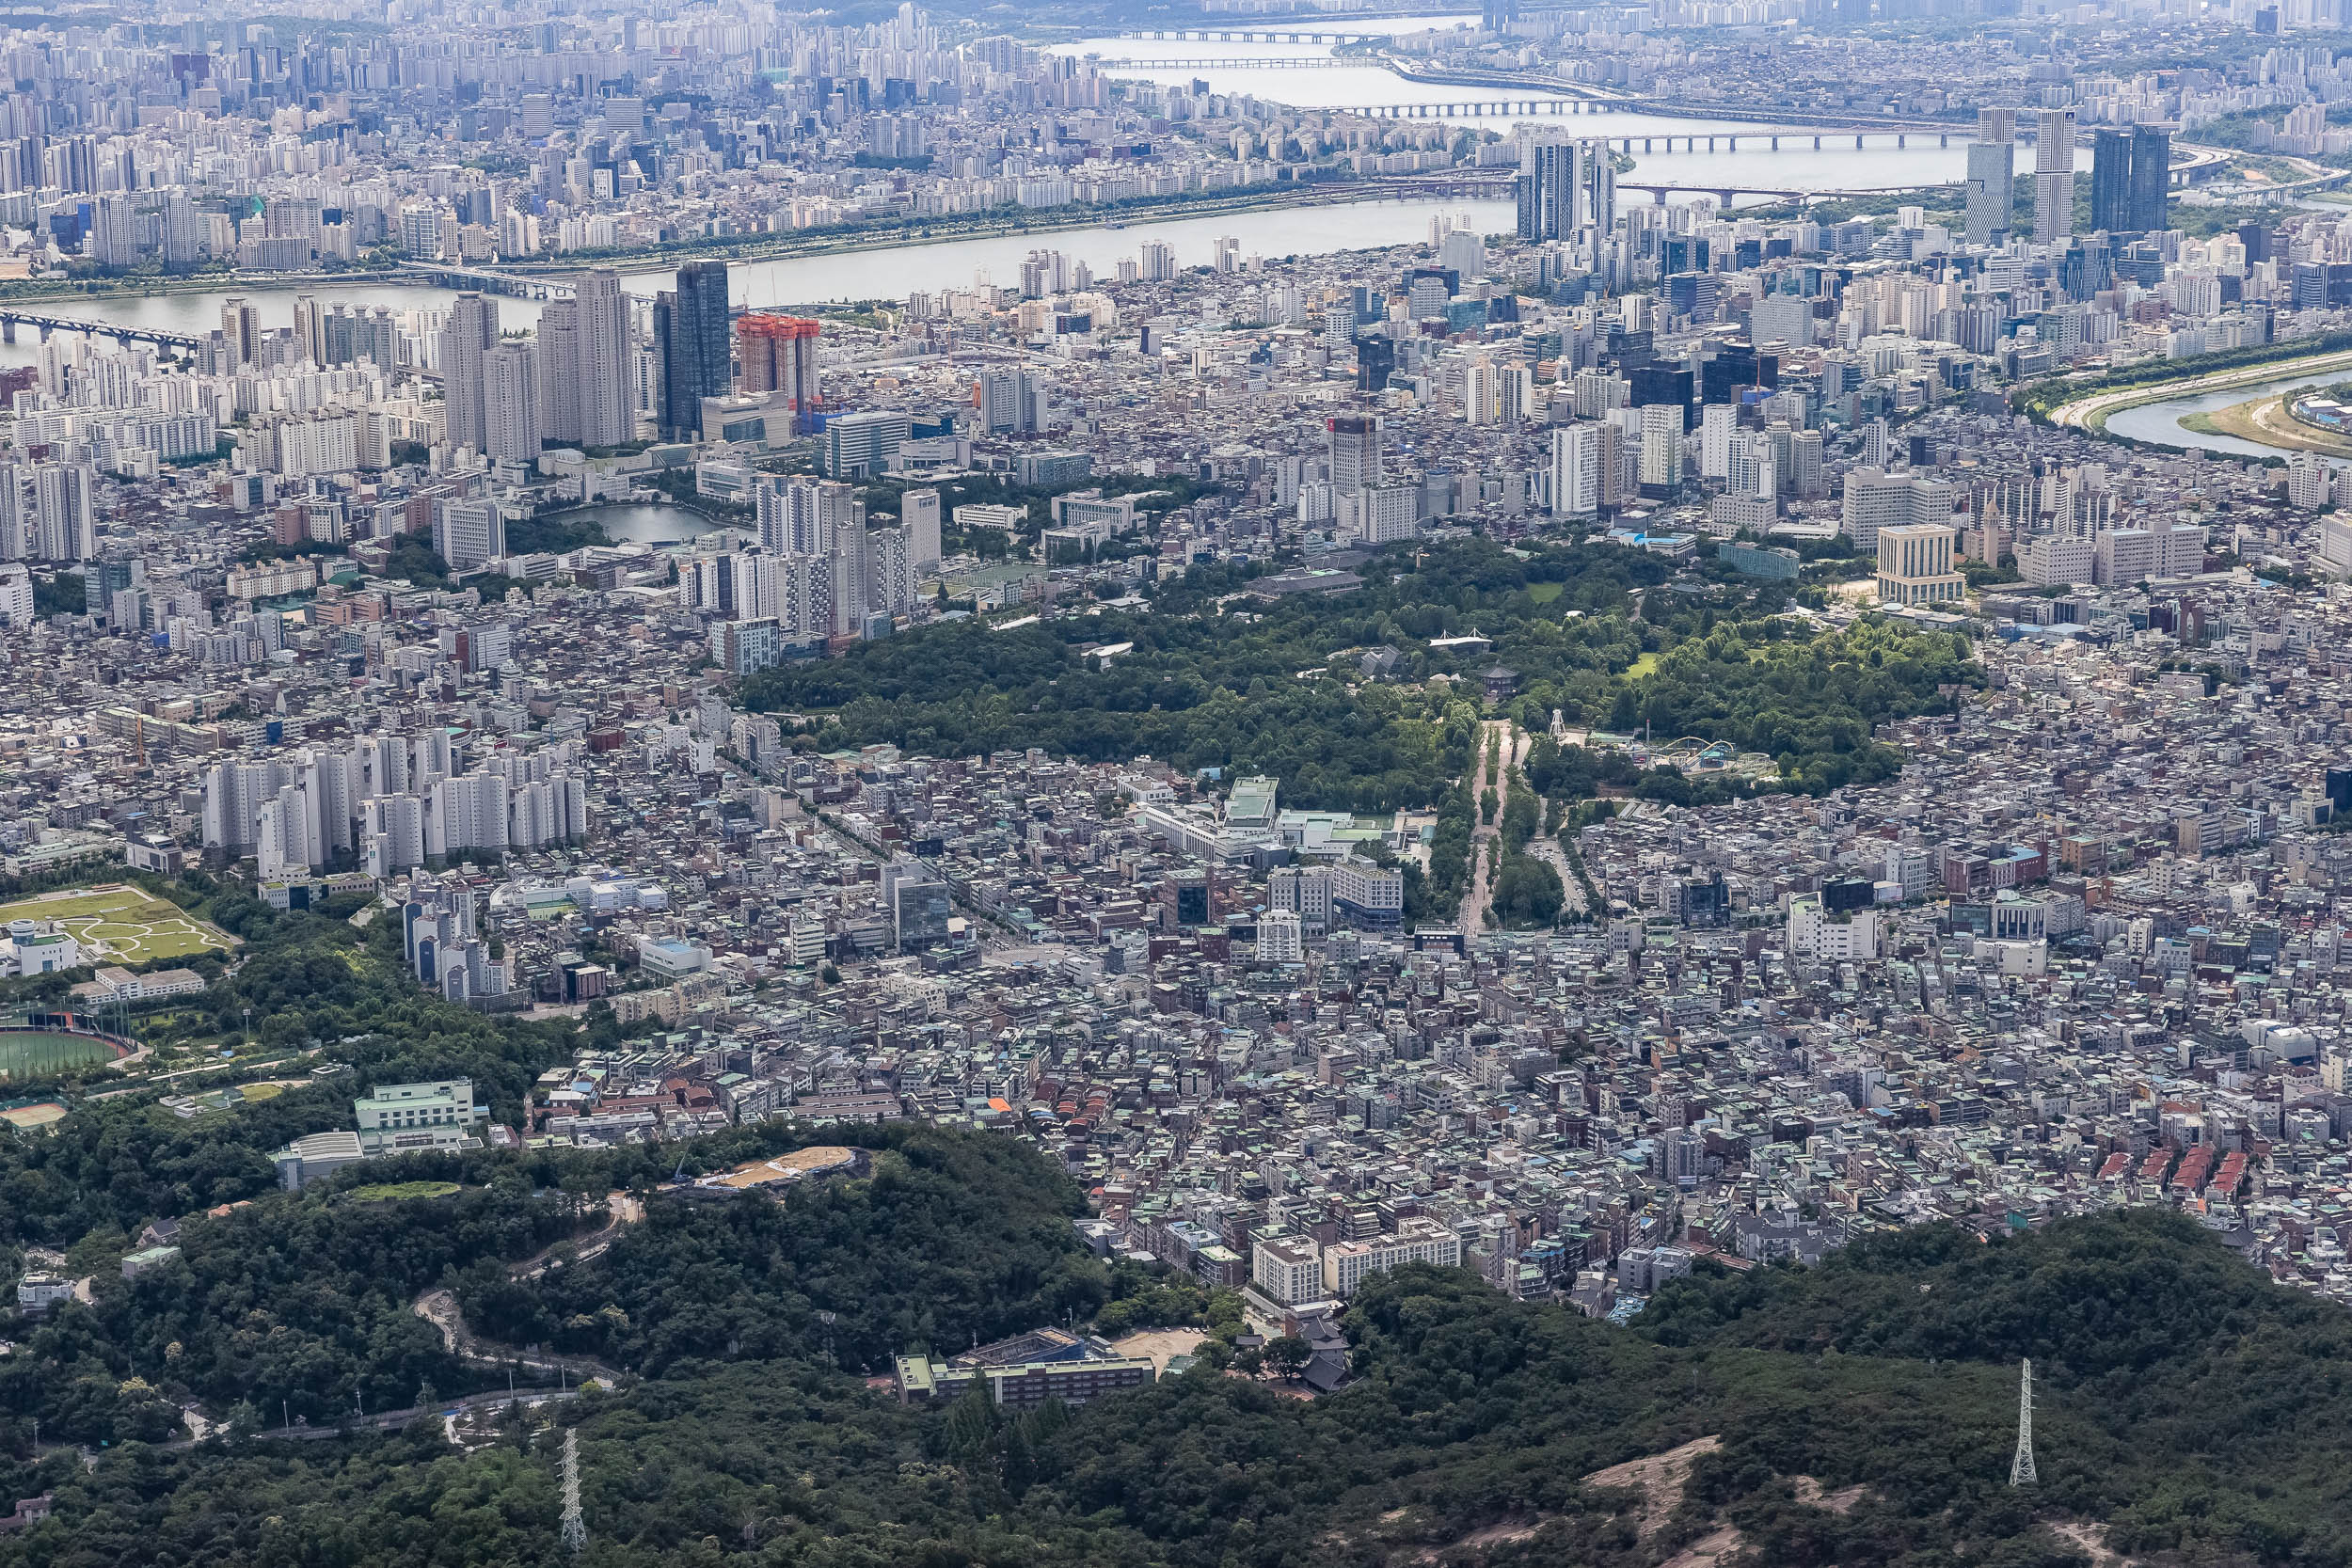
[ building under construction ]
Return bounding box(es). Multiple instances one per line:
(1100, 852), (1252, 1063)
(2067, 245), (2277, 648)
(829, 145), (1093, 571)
(733, 313), (823, 428)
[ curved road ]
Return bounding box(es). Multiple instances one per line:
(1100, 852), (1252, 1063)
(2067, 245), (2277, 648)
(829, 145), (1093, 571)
(413, 1289), (628, 1387)
(409, 1193), (643, 1387)
(2047, 347), (2352, 443)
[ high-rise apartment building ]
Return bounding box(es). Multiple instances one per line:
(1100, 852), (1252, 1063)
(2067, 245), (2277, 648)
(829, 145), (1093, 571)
(1517, 137), (1573, 242)
(867, 526), (913, 617)
(1515, 135), (1614, 242)
(293, 293), (325, 367)
(1964, 108), (2016, 245)
(1550, 422), (1601, 517)
(483, 341), (539, 467)
(437, 293), (498, 455)
(220, 296), (261, 367)
(2034, 109), (2075, 243)
(735, 313), (821, 418)
(977, 368), (1045, 435)
(29, 463), (96, 562)
(1637, 404), (1683, 495)
(535, 268), (632, 450)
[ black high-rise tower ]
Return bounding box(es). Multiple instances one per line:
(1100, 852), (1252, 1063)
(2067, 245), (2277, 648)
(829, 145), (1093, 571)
(2129, 124), (2171, 234)
(655, 259), (731, 439)
(2090, 129), (2133, 233)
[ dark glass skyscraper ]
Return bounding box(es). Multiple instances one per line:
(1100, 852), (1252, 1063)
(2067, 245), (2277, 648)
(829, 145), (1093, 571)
(655, 259), (732, 439)
(2090, 129), (2134, 233)
(2129, 124), (2171, 234)
(2090, 125), (2172, 235)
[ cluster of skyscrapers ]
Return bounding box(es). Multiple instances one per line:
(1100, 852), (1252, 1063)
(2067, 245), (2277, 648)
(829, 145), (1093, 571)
(1514, 135), (1618, 245)
(199, 730), (589, 879)
(0, 461), (99, 562)
(424, 260), (818, 462)
(534, 271), (637, 450)
(1963, 108), (2170, 247)
(679, 473), (943, 669)
(436, 271), (635, 465)
(400, 873), (509, 1005)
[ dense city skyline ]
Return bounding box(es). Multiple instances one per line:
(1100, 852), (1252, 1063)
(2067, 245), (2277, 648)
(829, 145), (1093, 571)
(9, 0), (2352, 1560)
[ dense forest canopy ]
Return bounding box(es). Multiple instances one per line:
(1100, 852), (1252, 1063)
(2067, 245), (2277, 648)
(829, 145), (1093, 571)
(457, 1132), (1106, 1377)
(739, 539), (1979, 811)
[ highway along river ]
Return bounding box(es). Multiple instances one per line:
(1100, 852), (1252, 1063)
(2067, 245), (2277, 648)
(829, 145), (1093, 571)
(2099, 360), (2352, 463)
(3, 16), (2015, 361)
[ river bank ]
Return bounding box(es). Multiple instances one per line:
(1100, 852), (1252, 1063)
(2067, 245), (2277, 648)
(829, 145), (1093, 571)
(2182, 386), (2352, 458)
(0, 194), (1520, 366)
(2048, 350), (2352, 462)
(2043, 345), (2352, 437)
(0, 173), (1508, 310)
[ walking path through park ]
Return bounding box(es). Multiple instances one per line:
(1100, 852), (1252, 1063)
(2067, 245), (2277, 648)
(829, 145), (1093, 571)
(1459, 720), (1526, 932)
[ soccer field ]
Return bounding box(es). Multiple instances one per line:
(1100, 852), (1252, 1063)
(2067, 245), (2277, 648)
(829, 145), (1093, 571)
(0, 884), (236, 964)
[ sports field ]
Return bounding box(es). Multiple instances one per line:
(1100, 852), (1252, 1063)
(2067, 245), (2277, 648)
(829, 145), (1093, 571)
(0, 1031), (115, 1078)
(0, 884), (236, 964)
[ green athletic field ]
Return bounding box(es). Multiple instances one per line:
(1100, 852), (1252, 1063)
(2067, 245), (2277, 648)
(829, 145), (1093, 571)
(0, 1031), (115, 1078)
(0, 884), (235, 964)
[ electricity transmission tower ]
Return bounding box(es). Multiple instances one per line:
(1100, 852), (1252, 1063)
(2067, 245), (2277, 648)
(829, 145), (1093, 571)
(560, 1427), (586, 1554)
(2009, 1358), (2036, 1486)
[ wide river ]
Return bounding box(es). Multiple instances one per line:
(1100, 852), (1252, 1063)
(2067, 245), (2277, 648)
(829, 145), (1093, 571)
(1046, 24), (1987, 194)
(6, 16), (2007, 364)
(1, 196), (1516, 365)
(2104, 372), (2342, 463)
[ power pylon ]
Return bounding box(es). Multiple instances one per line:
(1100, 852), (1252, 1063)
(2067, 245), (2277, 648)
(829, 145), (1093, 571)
(560, 1427), (586, 1554)
(2009, 1357), (2036, 1486)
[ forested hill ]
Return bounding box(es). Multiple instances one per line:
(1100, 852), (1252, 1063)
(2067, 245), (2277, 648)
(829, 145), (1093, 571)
(8, 1194), (2351, 1568)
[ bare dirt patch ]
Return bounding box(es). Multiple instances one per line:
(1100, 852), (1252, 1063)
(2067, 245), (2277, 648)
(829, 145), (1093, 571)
(2050, 1520), (2132, 1568)
(1399, 1432), (1725, 1566)
(1660, 1525), (1743, 1568)
(1793, 1476), (1868, 1513)
(1110, 1327), (1210, 1372)
(1581, 1434), (1723, 1538)
(1412, 1518), (1543, 1562)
